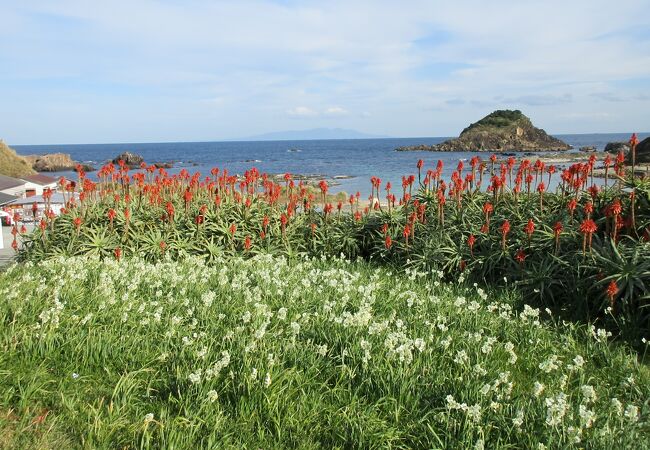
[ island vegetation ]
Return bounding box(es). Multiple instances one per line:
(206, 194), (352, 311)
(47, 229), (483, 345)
(397, 110), (572, 152)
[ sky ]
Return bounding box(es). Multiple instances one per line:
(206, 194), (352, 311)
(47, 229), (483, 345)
(1, 0), (649, 145)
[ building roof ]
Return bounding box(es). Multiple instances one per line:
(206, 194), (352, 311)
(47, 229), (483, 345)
(7, 192), (76, 206)
(21, 173), (58, 186)
(0, 192), (18, 206)
(0, 174), (26, 191)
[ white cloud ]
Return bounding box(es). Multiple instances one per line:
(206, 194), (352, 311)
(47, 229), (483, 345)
(323, 106), (349, 116)
(1, 0), (649, 143)
(286, 106), (318, 117)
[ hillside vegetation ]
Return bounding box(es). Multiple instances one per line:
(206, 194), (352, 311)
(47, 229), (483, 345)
(461, 109), (529, 134)
(0, 140), (35, 178)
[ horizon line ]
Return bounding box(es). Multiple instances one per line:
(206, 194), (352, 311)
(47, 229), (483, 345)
(9, 131), (649, 148)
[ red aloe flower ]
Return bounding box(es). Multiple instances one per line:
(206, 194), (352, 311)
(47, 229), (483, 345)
(553, 221), (563, 254)
(229, 223), (237, 236)
(579, 218), (597, 234)
(482, 202), (494, 230)
(567, 198), (577, 213)
(73, 217), (83, 231)
(610, 199), (622, 241)
(108, 208), (116, 226)
(515, 248), (527, 265)
(500, 220), (511, 235)
(579, 218), (597, 254)
(537, 181), (546, 210)
(403, 224), (411, 246)
(165, 202), (175, 221)
(280, 214), (288, 235)
(114, 247), (122, 261)
(416, 159), (424, 184)
(524, 218), (535, 242)
(385, 234), (393, 249)
(500, 220), (511, 252)
(244, 235), (251, 251)
(468, 234), (476, 257)
(606, 280), (618, 309)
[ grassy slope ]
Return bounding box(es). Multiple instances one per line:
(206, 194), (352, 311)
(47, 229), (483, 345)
(0, 255), (648, 449)
(0, 141), (35, 178)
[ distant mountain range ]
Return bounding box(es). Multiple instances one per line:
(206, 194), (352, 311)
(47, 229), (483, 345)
(238, 128), (390, 141)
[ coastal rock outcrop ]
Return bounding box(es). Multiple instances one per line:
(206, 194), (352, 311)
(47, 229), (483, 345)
(604, 142), (630, 154)
(24, 153), (76, 172)
(0, 140), (36, 177)
(112, 152), (144, 168)
(396, 110), (571, 152)
(629, 137), (650, 164)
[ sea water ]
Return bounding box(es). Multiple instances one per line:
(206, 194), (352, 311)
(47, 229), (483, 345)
(13, 133), (648, 197)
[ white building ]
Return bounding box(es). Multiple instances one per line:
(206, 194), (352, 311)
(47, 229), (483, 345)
(20, 174), (59, 196)
(0, 174), (59, 198)
(0, 175), (27, 198)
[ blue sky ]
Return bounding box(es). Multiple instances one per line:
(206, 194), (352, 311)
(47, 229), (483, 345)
(1, 0), (649, 144)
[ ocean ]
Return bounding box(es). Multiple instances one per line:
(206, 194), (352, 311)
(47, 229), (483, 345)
(12, 133), (648, 197)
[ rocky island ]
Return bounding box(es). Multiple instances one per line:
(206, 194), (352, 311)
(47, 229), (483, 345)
(396, 109), (572, 152)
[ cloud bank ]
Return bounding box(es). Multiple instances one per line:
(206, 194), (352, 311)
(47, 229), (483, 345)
(0, 0), (649, 143)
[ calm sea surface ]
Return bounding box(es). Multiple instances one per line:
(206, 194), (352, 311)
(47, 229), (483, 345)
(13, 133), (648, 197)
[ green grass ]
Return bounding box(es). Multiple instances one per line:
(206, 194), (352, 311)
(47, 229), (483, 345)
(0, 255), (648, 448)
